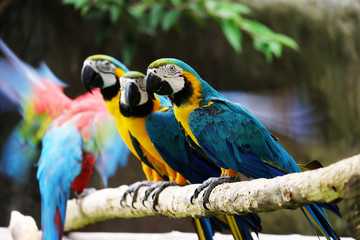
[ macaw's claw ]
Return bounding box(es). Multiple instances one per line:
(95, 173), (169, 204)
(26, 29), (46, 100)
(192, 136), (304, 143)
(120, 180), (153, 208)
(142, 181), (178, 211)
(190, 177), (238, 210)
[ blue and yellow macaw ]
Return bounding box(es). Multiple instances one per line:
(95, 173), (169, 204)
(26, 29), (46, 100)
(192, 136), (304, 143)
(0, 41), (130, 240)
(81, 57), (261, 240)
(145, 58), (341, 240)
(119, 71), (262, 240)
(82, 55), (184, 185)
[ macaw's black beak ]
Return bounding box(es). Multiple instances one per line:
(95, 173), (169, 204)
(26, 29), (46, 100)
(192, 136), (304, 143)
(145, 72), (172, 100)
(81, 65), (104, 93)
(125, 82), (140, 108)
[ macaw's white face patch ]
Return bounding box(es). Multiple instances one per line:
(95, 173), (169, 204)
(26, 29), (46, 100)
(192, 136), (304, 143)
(148, 64), (185, 94)
(84, 59), (118, 88)
(120, 76), (149, 106)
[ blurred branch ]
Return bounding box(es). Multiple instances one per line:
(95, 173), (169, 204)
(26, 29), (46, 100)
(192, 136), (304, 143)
(64, 154), (360, 231)
(8, 211), (38, 240)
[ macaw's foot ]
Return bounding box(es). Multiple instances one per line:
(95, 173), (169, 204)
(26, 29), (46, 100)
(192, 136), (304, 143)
(120, 180), (153, 208)
(142, 181), (178, 211)
(190, 177), (238, 210)
(75, 188), (97, 203)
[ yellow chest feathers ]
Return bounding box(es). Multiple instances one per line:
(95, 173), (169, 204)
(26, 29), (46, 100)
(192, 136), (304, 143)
(173, 103), (200, 146)
(172, 71), (203, 146)
(104, 92), (162, 159)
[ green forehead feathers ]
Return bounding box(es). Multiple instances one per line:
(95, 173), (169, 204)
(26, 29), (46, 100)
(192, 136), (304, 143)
(148, 58), (200, 79)
(122, 71), (145, 79)
(148, 58), (174, 69)
(85, 54), (129, 72)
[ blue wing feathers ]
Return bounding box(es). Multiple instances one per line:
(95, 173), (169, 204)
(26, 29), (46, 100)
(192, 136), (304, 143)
(37, 124), (83, 240)
(189, 95), (339, 239)
(0, 123), (38, 182)
(190, 99), (301, 176)
(146, 107), (221, 183)
(94, 135), (129, 187)
(91, 115), (130, 187)
(146, 105), (260, 239)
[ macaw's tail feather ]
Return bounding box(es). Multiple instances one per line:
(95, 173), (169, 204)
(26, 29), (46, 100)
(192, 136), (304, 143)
(228, 214), (262, 240)
(40, 201), (65, 240)
(193, 218), (214, 240)
(302, 205), (340, 240)
(317, 203), (341, 218)
(37, 124), (83, 240)
(208, 214), (261, 240)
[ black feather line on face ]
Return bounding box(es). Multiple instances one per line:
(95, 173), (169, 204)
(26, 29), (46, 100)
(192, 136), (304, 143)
(119, 98), (154, 118)
(169, 76), (194, 106)
(100, 80), (120, 101)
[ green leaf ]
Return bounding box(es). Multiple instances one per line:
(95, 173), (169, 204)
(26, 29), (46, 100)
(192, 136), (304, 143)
(162, 9), (181, 31)
(270, 34), (299, 50)
(253, 38), (284, 62)
(170, 0), (182, 6)
(226, 2), (252, 15)
(109, 6), (121, 23)
(240, 19), (298, 50)
(129, 4), (147, 18)
(220, 19), (242, 52)
(80, 5), (90, 15)
(241, 19), (272, 36)
(188, 1), (204, 14)
(205, 1), (251, 19)
(149, 4), (164, 29)
(62, 0), (88, 9)
(253, 38), (272, 62)
(270, 42), (282, 58)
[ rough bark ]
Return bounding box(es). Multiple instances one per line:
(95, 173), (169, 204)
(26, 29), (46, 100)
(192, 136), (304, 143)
(63, 154), (360, 231)
(343, 175), (360, 239)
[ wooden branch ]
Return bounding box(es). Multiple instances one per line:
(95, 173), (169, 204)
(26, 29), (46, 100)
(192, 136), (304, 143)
(343, 175), (360, 239)
(64, 154), (360, 231)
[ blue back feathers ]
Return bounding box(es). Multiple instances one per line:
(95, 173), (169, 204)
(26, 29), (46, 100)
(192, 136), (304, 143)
(37, 123), (82, 240)
(167, 58), (340, 240)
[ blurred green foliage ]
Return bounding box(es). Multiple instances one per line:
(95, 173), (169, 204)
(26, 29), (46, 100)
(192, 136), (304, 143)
(62, 0), (298, 63)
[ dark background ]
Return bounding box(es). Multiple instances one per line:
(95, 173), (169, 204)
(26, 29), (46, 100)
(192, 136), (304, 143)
(0, 0), (359, 237)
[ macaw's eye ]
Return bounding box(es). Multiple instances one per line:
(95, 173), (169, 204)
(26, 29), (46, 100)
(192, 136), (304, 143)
(99, 60), (112, 71)
(167, 64), (177, 75)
